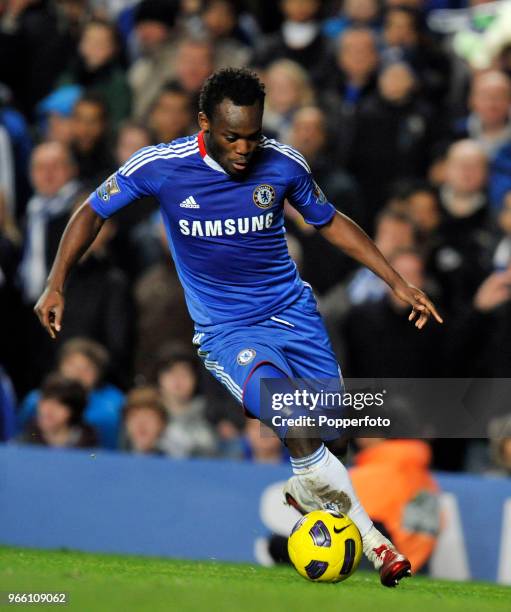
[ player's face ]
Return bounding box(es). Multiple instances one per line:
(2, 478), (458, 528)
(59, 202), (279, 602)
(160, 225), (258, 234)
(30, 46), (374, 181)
(199, 99), (263, 176)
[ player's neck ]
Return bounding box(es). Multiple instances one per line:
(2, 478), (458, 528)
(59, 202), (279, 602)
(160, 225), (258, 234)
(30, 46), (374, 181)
(202, 131), (214, 159)
(202, 131), (230, 175)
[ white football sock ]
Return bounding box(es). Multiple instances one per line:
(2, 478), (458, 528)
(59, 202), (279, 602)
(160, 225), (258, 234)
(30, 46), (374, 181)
(290, 444), (374, 537)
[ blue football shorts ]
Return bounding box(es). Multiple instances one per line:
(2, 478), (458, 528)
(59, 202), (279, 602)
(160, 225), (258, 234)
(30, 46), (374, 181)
(193, 285), (344, 433)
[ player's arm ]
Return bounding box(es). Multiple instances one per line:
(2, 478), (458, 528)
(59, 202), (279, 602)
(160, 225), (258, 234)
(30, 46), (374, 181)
(34, 200), (104, 339)
(319, 211), (443, 329)
(34, 145), (162, 338)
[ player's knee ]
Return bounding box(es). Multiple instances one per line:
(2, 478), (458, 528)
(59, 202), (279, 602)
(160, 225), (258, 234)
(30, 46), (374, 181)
(243, 361), (288, 419)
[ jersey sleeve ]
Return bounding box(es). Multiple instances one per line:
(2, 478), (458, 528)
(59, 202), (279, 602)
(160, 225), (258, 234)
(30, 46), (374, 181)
(286, 171), (337, 228)
(88, 147), (162, 218)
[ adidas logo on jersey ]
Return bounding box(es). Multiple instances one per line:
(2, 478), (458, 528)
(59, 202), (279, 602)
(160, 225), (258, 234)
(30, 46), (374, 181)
(179, 196), (200, 209)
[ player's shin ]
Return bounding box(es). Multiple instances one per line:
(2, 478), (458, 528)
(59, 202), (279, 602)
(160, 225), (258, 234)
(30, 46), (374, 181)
(287, 443), (374, 537)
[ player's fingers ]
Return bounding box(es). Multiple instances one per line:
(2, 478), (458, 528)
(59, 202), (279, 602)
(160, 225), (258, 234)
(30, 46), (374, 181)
(44, 309), (56, 339)
(416, 310), (430, 329)
(34, 304), (53, 339)
(408, 308), (417, 322)
(417, 295), (443, 324)
(51, 304), (63, 333)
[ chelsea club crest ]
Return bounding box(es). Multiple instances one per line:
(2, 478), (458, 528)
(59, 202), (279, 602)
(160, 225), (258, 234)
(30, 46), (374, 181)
(253, 184), (275, 209)
(237, 348), (257, 366)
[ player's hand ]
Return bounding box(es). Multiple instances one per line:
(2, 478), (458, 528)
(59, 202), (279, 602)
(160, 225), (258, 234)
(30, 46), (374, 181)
(392, 280), (443, 329)
(34, 287), (65, 340)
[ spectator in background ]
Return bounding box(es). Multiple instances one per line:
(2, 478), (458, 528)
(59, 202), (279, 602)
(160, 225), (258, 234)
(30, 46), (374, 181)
(36, 85), (83, 145)
(18, 141), (84, 390)
(284, 105), (361, 292)
(0, 84), (32, 218)
(109, 121), (158, 279)
(53, 210), (134, 386)
(348, 61), (434, 223)
(0, 364), (16, 442)
(493, 191), (511, 271)
(134, 219), (194, 381)
(70, 93), (115, 188)
(340, 248), (444, 377)
(348, 210), (417, 305)
(243, 419), (287, 464)
(199, 0), (250, 69)
(460, 71), (511, 155)
(486, 415), (511, 477)
(322, 209), (417, 328)
(350, 438), (440, 573)
(263, 59), (315, 141)
(380, 5), (450, 105)
(128, 0), (181, 119)
(17, 373), (97, 449)
(169, 36), (215, 115)
(156, 348), (218, 458)
(497, 42), (511, 79)
(56, 0), (93, 45)
(441, 263), (511, 472)
(322, 27), (379, 165)
(19, 142), (83, 307)
(448, 264), (511, 378)
(0, 189), (21, 384)
(403, 181), (442, 248)
(121, 386), (167, 455)
(116, 120), (153, 160)
(252, 0), (331, 85)
(57, 18), (131, 130)
(148, 83), (194, 144)
(323, 0), (381, 40)
(0, 123), (15, 215)
(18, 338), (124, 449)
(0, 0), (71, 118)
(452, 71), (511, 210)
(431, 139), (495, 315)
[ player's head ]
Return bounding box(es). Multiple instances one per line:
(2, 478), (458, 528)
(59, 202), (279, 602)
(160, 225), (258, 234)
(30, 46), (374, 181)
(198, 68), (266, 176)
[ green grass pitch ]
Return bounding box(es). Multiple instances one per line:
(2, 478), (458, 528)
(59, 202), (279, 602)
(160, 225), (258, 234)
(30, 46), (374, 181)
(1, 547), (510, 612)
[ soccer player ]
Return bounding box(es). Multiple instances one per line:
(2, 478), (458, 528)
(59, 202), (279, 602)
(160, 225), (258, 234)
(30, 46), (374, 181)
(35, 68), (442, 586)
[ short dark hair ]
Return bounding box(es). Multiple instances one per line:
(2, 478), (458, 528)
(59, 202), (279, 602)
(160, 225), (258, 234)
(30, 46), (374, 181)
(161, 81), (189, 97)
(375, 207), (414, 228)
(40, 373), (88, 425)
(155, 344), (200, 378)
(75, 91), (109, 120)
(58, 337), (110, 380)
(384, 5), (422, 31)
(199, 68), (265, 120)
(154, 81), (191, 106)
(202, 0), (241, 16)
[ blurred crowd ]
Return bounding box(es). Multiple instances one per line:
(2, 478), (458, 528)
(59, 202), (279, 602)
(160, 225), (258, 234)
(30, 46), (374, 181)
(1, 0), (511, 477)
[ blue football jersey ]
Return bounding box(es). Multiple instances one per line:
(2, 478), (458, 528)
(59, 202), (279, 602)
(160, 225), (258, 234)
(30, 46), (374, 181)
(88, 132), (337, 330)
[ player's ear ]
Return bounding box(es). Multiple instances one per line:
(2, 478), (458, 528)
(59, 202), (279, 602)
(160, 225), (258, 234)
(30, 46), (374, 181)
(198, 112), (210, 133)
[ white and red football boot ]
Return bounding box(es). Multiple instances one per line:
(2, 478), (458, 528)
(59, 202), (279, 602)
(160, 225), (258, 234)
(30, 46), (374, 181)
(364, 537), (412, 587)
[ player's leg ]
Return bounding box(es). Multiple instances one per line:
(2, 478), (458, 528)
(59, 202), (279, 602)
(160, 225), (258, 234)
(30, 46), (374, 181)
(284, 430), (411, 586)
(266, 291), (411, 586)
(244, 363), (409, 585)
